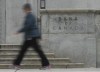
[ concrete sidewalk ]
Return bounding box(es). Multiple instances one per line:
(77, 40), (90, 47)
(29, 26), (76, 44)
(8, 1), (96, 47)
(0, 68), (100, 72)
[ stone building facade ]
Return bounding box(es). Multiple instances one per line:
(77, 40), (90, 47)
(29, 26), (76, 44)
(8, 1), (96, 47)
(1, 0), (100, 67)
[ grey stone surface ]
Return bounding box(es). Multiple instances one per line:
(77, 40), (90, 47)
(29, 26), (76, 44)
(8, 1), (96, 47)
(95, 14), (100, 68)
(48, 34), (96, 67)
(46, 0), (88, 9)
(0, 0), (6, 44)
(40, 34), (51, 52)
(0, 69), (100, 72)
(46, 0), (100, 9)
(42, 13), (95, 34)
(0, 0), (2, 43)
(6, 0), (26, 44)
(41, 12), (97, 67)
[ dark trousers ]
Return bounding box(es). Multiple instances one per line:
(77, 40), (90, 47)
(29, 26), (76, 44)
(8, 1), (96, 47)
(13, 37), (50, 66)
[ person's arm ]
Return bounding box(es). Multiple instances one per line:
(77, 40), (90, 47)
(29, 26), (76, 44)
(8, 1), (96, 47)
(17, 17), (32, 33)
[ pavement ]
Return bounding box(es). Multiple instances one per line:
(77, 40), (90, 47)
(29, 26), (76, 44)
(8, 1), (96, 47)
(0, 68), (100, 72)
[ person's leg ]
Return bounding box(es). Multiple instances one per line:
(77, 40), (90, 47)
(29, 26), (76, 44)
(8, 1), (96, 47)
(31, 38), (50, 67)
(13, 40), (30, 66)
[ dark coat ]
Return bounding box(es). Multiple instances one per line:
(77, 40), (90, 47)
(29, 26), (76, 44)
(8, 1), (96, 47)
(18, 12), (41, 40)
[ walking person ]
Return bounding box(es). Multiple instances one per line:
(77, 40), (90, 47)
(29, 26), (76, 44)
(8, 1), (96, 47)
(12, 3), (50, 70)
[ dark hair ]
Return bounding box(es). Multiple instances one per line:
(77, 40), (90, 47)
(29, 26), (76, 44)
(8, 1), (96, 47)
(23, 3), (32, 10)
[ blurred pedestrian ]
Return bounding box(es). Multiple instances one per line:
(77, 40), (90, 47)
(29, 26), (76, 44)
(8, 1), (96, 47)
(13, 3), (50, 70)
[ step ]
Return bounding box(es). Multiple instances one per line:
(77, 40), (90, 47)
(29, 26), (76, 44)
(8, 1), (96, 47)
(0, 58), (71, 64)
(0, 49), (33, 50)
(0, 53), (55, 58)
(0, 49), (36, 53)
(0, 63), (84, 69)
(0, 44), (21, 49)
(0, 45), (47, 49)
(0, 50), (50, 55)
(0, 49), (49, 54)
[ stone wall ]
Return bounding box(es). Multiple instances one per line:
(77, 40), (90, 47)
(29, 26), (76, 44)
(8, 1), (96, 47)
(0, 0), (6, 43)
(40, 10), (100, 67)
(45, 0), (100, 9)
(42, 0), (100, 68)
(2, 0), (100, 67)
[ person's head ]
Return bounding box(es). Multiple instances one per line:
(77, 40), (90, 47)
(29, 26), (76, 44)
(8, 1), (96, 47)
(23, 3), (32, 14)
